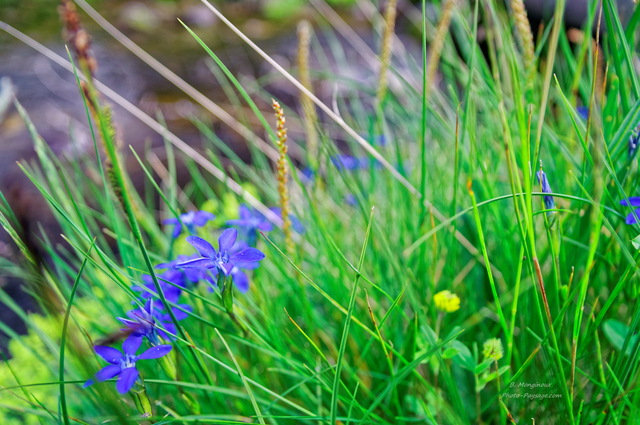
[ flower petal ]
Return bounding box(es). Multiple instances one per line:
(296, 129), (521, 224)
(118, 317), (137, 328)
(116, 367), (139, 394)
(94, 346), (123, 364)
(218, 228), (237, 252)
(257, 221), (273, 232)
(239, 204), (251, 220)
(177, 258), (215, 269)
(122, 335), (143, 355)
(226, 218), (248, 228)
(193, 211), (215, 226)
(186, 236), (216, 258)
(171, 304), (192, 320)
(163, 218), (180, 225)
(168, 224), (181, 238)
(626, 208), (640, 224)
(290, 215), (305, 234)
(137, 344), (173, 360)
(185, 267), (202, 283)
(181, 211), (196, 223)
(232, 270), (250, 293)
(203, 270), (218, 287)
(145, 299), (156, 314)
(157, 323), (177, 340)
(576, 106), (589, 120)
(331, 154), (360, 170)
(220, 262), (234, 275)
(231, 248), (265, 263)
(621, 197), (640, 207)
(94, 364), (122, 382)
(234, 261), (260, 270)
(127, 305), (152, 322)
(158, 285), (182, 303)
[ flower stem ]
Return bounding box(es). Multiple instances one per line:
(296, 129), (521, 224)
(130, 380), (155, 422)
(221, 274), (247, 335)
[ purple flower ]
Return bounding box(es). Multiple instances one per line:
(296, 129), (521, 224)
(156, 255), (204, 286)
(119, 299), (191, 343)
(620, 197), (640, 224)
(330, 154), (381, 171)
(84, 335), (172, 394)
(536, 170), (556, 211)
(163, 210), (215, 239)
(226, 205), (305, 243)
(226, 240), (260, 292)
(577, 106), (589, 121)
(331, 155), (369, 171)
(134, 270), (185, 300)
(227, 205), (274, 244)
(178, 229), (265, 279)
(300, 167), (315, 184)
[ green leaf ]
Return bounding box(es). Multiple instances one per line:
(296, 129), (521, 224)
(603, 319), (639, 356)
(442, 347), (459, 359)
(497, 365), (510, 377)
(451, 341), (476, 371)
(474, 359), (493, 375)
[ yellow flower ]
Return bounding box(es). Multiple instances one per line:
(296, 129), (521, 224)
(433, 290), (460, 313)
(483, 338), (504, 361)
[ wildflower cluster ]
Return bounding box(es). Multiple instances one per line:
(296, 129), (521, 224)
(84, 204), (284, 394)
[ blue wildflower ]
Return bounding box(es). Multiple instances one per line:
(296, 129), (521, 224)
(331, 155), (368, 170)
(84, 335), (172, 394)
(226, 205), (274, 245)
(577, 106), (589, 121)
(620, 197), (640, 224)
(156, 255), (204, 287)
(226, 240), (261, 292)
(178, 229), (265, 279)
(119, 298), (191, 343)
(134, 270), (185, 300)
(163, 210), (215, 239)
(300, 167), (315, 184)
(331, 154), (382, 171)
(536, 170), (556, 211)
(227, 205), (304, 246)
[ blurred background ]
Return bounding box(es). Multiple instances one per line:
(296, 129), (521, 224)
(0, 0), (415, 352)
(0, 0), (634, 350)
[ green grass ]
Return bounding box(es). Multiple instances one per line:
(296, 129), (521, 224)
(1, 0), (640, 423)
